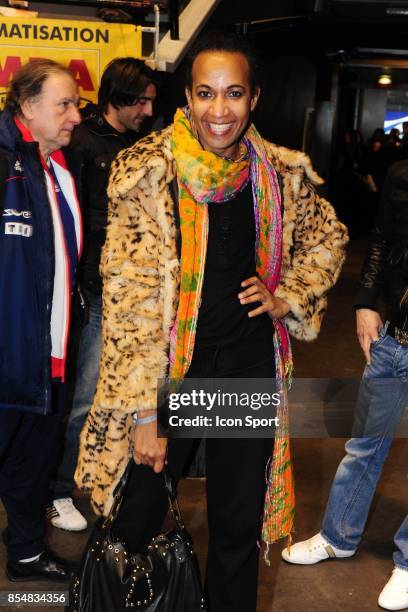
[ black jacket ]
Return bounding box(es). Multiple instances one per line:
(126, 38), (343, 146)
(71, 105), (139, 294)
(356, 159), (408, 329)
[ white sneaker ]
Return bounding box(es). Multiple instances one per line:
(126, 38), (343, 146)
(378, 567), (408, 610)
(281, 532), (356, 565)
(47, 498), (87, 532)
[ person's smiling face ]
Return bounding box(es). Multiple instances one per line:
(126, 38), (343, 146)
(185, 50), (260, 160)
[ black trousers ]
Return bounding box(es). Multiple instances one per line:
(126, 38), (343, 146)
(114, 339), (275, 612)
(0, 385), (65, 561)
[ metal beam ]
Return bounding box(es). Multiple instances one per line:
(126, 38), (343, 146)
(153, 0), (221, 72)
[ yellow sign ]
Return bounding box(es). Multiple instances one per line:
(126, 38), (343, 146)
(0, 16), (142, 108)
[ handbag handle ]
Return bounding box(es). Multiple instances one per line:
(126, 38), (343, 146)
(104, 461), (185, 531)
(102, 459), (133, 528)
(163, 466), (185, 529)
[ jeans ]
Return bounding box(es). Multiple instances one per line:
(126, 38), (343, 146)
(53, 292), (102, 500)
(321, 322), (408, 570)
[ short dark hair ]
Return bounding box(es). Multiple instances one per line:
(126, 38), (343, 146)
(185, 31), (259, 95)
(5, 59), (74, 116)
(98, 57), (156, 113)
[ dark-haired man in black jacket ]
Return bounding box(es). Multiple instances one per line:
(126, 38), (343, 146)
(47, 58), (156, 531)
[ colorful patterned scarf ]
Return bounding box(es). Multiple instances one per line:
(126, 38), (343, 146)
(170, 107), (294, 554)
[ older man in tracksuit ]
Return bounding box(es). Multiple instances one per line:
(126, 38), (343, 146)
(0, 59), (81, 582)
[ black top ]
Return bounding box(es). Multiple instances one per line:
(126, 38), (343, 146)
(195, 182), (275, 347)
(355, 158), (408, 329)
(71, 104), (139, 294)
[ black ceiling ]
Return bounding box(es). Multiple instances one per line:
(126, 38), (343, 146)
(209, 0), (408, 55)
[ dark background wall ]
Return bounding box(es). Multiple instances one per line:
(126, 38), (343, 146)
(252, 51), (317, 151)
(359, 89), (387, 142)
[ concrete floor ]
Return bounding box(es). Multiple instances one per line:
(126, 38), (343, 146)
(1, 238), (407, 612)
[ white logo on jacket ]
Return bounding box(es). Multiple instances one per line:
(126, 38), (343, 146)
(5, 222), (33, 237)
(3, 209), (32, 218)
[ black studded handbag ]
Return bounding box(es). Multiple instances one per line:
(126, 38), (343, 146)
(68, 462), (205, 611)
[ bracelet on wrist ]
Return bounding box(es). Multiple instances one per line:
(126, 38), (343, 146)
(133, 413), (157, 425)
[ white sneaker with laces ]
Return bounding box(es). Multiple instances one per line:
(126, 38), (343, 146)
(378, 567), (408, 611)
(47, 498), (87, 532)
(281, 532), (356, 565)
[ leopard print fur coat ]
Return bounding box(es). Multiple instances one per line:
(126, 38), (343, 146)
(75, 126), (348, 515)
